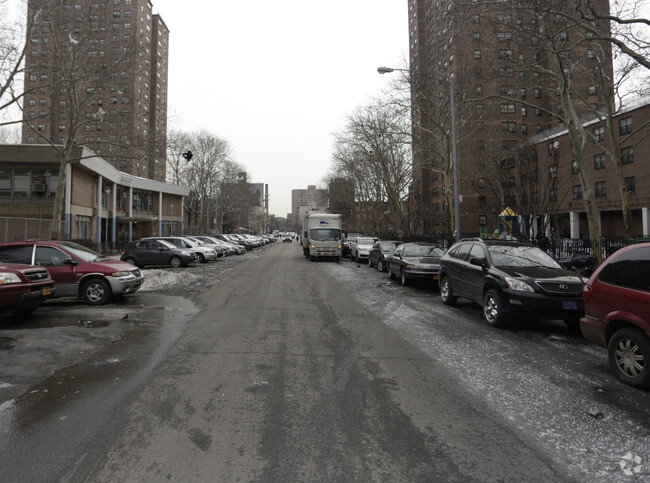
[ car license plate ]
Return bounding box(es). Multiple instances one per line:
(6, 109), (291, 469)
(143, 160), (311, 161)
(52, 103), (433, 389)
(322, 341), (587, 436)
(433, 274), (438, 280)
(42, 287), (51, 296)
(562, 301), (577, 310)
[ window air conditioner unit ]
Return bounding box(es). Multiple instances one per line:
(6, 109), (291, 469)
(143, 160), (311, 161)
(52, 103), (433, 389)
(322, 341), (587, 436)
(32, 183), (46, 192)
(572, 193), (580, 199)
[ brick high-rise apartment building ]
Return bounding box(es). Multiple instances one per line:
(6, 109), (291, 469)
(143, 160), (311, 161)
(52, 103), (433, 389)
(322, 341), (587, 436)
(407, 0), (613, 237)
(22, 0), (169, 182)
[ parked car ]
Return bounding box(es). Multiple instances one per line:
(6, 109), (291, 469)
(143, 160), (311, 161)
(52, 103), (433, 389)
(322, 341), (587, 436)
(0, 263), (55, 315)
(387, 243), (445, 286)
(193, 235), (242, 256)
(350, 237), (378, 263)
(343, 233), (363, 258)
(580, 242), (650, 389)
(439, 238), (585, 327)
(121, 239), (196, 268)
(183, 236), (226, 258)
(282, 233), (293, 243)
(368, 240), (402, 272)
(145, 236), (217, 263)
(0, 240), (144, 305)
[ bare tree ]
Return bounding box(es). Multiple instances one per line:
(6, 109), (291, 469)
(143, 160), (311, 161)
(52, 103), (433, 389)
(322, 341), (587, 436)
(166, 128), (248, 234)
(331, 100), (415, 238)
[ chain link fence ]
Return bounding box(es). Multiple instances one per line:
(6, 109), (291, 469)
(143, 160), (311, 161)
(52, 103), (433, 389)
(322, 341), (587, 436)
(0, 217), (52, 243)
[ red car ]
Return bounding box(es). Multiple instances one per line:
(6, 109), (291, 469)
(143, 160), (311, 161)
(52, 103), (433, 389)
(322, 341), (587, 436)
(0, 241), (144, 305)
(0, 263), (55, 315)
(580, 243), (650, 389)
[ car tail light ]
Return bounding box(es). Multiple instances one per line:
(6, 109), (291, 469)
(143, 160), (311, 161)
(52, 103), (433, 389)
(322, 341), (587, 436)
(582, 283), (593, 304)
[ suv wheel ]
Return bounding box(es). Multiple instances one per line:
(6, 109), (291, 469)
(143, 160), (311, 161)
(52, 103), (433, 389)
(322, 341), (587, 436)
(400, 268), (409, 286)
(82, 278), (111, 305)
(377, 259), (385, 272)
(170, 256), (183, 268)
(483, 289), (507, 327)
(197, 253), (206, 263)
(440, 276), (457, 305)
(608, 328), (650, 389)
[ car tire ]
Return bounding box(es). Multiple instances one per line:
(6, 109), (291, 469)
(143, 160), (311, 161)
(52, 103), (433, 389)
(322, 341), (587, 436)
(81, 278), (111, 305)
(170, 256), (183, 268)
(388, 264), (396, 280)
(377, 259), (385, 272)
(607, 328), (650, 389)
(400, 268), (409, 286)
(197, 253), (206, 263)
(440, 276), (457, 305)
(483, 289), (508, 327)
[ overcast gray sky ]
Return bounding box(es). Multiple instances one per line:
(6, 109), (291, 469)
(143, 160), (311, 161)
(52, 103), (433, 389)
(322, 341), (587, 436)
(152, 1), (408, 216)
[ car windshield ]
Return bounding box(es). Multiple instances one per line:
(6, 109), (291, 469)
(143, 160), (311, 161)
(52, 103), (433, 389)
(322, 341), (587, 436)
(60, 241), (111, 262)
(402, 245), (444, 257)
(357, 238), (375, 245)
(487, 245), (561, 268)
(311, 228), (341, 241)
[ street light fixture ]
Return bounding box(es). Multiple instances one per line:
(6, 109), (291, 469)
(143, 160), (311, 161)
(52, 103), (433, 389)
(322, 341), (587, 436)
(378, 66), (461, 242)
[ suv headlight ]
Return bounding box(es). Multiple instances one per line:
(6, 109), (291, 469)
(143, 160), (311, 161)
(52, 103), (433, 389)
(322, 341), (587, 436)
(505, 277), (534, 292)
(111, 271), (134, 278)
(0, 273), (21, 284)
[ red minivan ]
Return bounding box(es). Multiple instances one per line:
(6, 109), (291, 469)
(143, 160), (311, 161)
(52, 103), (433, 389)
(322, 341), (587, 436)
(580, 243), (650, 389)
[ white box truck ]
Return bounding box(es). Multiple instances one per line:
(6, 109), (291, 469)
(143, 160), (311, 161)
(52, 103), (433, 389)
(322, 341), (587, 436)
(302, 212), (343, 261)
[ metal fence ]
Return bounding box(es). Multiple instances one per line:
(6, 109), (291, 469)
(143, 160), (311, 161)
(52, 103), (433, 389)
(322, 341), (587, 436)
(0, 217), (52, 243)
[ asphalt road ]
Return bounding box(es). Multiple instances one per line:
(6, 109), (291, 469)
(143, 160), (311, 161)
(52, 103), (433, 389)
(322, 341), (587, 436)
(0, 241), (648, 482)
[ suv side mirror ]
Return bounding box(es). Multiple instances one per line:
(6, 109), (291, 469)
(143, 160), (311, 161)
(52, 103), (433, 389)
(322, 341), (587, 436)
(470, 257), (487, 269)
(64, 257), (79, 266)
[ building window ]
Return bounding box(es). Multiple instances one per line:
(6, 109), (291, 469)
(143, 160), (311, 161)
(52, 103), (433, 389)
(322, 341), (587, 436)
(572, 185), (582, 199)
(522, 124), (528, 134)
(534, 88), (542, 98)
(521, 106), (527, 117)
(621, 147), (634, 165)
(478, 177), (486, 188)
(479, 215), (487, 226)
(498, 49), (513, 59)
(587, 49), (595, 59)
(594, 153), (606, 169)
(501, 121), (516, 132)
(549, 165), (558, 178)
(619, 116), (633, 135)
(593, 126), (605, 141)
(595, 181), (607, 197)
(478, 196), (487, 206)
(474, 49), (481, 59)
(498, 32), (512, 41)
(536, 124), (543, 133)
(473, 31), (480, 41)
(571, 160), (578, 174)
(589, 85), (597, 95)
(75, 215), (92, 239)
(500, 103), (515, 114)
(550, 188), (557, 201)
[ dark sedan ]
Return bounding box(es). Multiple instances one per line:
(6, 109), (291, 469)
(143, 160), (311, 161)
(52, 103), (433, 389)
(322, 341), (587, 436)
(368, 240), (402, 272)
(387, 243), (445, 286)
(121, 239), (196, 268)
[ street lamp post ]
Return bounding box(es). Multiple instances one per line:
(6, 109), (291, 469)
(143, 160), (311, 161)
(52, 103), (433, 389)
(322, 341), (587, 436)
(378, 66), (461, 242)
(171, 203), (174, 235)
